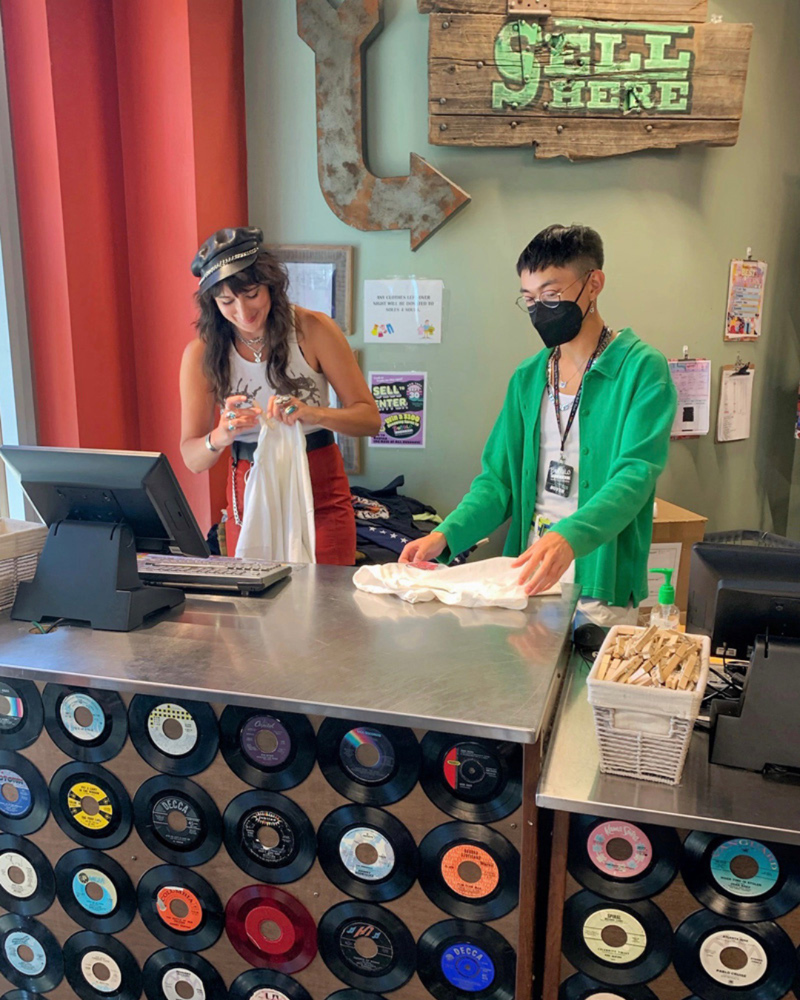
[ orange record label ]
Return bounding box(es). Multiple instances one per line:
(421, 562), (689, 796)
(67, 781), (114, 830)
(156, 885), (203, 932)
(441, 844), (499, 899)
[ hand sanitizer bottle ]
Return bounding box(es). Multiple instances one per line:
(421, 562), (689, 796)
(650, 568), (680, 630)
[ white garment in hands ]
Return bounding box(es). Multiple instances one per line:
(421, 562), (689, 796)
(236, 418), (316, 563)
(353, 557), (559, 610)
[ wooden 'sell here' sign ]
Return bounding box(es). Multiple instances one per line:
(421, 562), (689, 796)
(421, 0), (753, 159)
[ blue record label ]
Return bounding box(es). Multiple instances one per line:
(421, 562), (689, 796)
(0, 684), (25, 733)
(339, 727), (395, 784)
(4, 930), (46, 976)
(710, 838), (780, 898)
(73, 867), (118, 915)
(0, 769), (32, 817)
(60, 693), (106, 742)
(441, 942), (496, 992)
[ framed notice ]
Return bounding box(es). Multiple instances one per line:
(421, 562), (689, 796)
(725, 259), (767, 341)
(267, 244), (354, 336)
(369, 372), (427, 448)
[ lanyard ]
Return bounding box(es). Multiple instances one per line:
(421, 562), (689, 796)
(552, 327), (611, 459)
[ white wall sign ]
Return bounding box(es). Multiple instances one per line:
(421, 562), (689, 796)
(363, 279), (443, 344)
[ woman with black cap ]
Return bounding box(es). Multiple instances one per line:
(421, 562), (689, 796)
(180, 227), (380, 564)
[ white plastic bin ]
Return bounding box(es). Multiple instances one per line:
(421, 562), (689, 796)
(0, 518), (48, 613)
(587, 625), (710, 785)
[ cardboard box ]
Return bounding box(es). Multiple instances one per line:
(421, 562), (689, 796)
(644, 498), (708, 618)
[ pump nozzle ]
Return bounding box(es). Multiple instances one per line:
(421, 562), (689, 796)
(652, 567), (675, 605)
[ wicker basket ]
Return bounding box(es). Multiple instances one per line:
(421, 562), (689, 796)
(586, 625), (710, 786)
(0, 518), (48, 613)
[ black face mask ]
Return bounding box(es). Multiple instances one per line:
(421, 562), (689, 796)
(527, 273), (592, 349)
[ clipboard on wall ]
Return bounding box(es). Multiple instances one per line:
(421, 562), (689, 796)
(716, 361), (755, 442)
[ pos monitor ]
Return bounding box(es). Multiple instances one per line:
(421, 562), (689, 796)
(0, 445), (209, 631)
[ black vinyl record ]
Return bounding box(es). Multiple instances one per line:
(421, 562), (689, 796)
(1, 991), (41, 1000)
(43, 683), (127, 763)
(0, 751), (48, 836)
(417, 918), (516, 1000)
(325, 992), (387, 1000)
(223, 789), (315, 884)
(143, 948), (227, 1000)
(63, 930), (141, 1000)
(137, 864), (224, 952)
(225, 884), (318, 973)
(682, 831), (800, 921)
(568, 815), (680, 902)
(0, 834), (55, 916)
(0, 680), (43, 751)
(674, 910), (795, 1000)
(55, 848), (136, 933)
(220, 705), (316, 791)
(317, 804), (418, 902)
(229, 968), (313, 1000)
(134, 774), (222, 867)
(0, 913), (63, 993)
(49, 761), (131, 849)
(562, 890), (672, 986)
(419, 820), (519, 921)
(319, 900), (415, 993)
(316, 718), (420, 806)
(129, 695), (219, 776)
(559, 973), (658, 999)
(419, 732), (522, 823)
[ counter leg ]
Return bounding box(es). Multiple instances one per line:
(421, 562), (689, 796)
(516, 741), (542, 1000)
(541, 810), (570, 999)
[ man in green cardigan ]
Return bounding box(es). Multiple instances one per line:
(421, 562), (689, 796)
(400, 224), (677, 622)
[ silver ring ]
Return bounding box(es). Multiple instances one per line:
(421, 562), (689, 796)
(225, 410), (236, 419)
(275, 394), (291, 406)
(227, 421), (235, 432)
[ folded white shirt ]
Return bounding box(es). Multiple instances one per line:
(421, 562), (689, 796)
(353, 557), (560, 610)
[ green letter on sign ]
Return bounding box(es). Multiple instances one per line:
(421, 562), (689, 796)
(492, 21), (543, 110)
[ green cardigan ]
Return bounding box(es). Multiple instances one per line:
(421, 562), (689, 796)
(438, 329), (677, 607)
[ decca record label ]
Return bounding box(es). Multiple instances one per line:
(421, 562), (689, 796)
(241, 716), (292, 768)
(710, 839), (780, 898)
(81, 950), (122, 993)
(339, 921), (394, 973)
(156, 885), (203, 932)
(0, 685), (25, 732)
(441, 942), (495, 992)
(242, 810), (296, 865)
(587, 821), (653, 880)
(73, 868), (118, 915)
(699, 928), (767, 987)
(152, 794), (203, 848)
(0, 769), (32, 817)
(67, 781), (114, 830)
(340, 728), (395, 784)
(442, 743), (501, 799)
(163, 967), (206, 1000)
(4, 930), (46, 975)
(148, 704), (198, 756)
(60, 694), (106, 743)
(339, 827), (395, 881)
(0, 851), (37, 898)
(441, 844), (499, 899)
(583, 909), (647, 965)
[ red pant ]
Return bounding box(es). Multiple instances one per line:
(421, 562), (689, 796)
(224, 443), (356, 565)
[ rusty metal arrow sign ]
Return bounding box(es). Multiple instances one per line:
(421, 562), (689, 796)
(296, 0), (469, 250)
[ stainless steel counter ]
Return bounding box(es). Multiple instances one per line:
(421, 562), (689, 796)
(537, 654), (800, 846)
(0, 567), (579, 743)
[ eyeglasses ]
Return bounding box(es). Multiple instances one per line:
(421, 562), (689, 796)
(515, 270), (593, 313)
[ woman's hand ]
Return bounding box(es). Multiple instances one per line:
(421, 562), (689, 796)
(399, 531), (447, 564)
(512, 532), (574, 596)
(214, 394), (262, 448)
(266, 394), (321, 428)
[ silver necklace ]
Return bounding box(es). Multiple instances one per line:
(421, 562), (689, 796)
(234, 330), (267, 364)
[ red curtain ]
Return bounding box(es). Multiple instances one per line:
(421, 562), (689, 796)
(1, 0), (248, 530)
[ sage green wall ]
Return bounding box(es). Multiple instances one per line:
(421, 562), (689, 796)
(244, 0), (800, 549)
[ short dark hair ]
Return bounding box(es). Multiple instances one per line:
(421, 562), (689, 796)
(516, 224), (604, 276)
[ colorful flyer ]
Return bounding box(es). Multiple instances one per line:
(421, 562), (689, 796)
(363, 279), (443, 343)
(369, 372), (426, 448)
(725, 259), (767, 341)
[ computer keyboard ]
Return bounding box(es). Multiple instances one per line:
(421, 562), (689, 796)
(138, 554), (291, 595)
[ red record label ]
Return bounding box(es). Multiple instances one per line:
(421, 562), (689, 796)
(441, 844), (500, 899)
(156, 885), (203, 932)
(226, 884), (317, 974)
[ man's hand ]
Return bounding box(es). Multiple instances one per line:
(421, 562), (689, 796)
(399, 531), (447, 564)
(512, 532), (574, 595)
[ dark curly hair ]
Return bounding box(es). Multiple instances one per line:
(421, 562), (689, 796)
(517, 224), (604, 276)
(194, 250), (307, 403)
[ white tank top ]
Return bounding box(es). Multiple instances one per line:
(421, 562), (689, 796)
(226, 307), (330, 440)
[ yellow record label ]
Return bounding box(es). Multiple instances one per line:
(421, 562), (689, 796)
(67, 781), (114, 830)
(582, 908), (647, 965)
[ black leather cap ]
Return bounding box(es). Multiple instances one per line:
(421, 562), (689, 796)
(191, 226), (263, 294)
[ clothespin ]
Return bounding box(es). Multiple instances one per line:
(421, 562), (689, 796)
(746, 246), (753, 261)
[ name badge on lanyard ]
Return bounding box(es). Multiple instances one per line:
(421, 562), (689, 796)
(545, 459), (574, 498)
